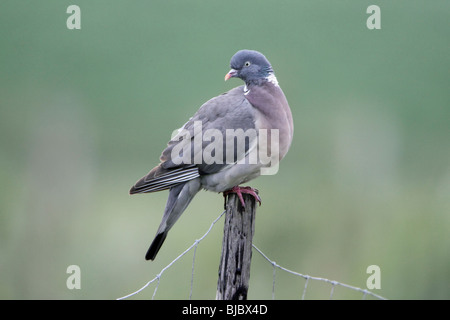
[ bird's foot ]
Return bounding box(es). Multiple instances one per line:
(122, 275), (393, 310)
(223, 186), (261, 207)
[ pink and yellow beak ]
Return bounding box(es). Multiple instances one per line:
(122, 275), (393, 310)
(224, 69), (238, 81)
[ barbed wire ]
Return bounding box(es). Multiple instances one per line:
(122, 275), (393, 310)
(251, 245), (386, 300)
(117, 210), (387, 300)
(117, 210), (226, 300)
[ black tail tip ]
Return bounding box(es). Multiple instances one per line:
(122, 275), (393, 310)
(145, 232), (167, 261)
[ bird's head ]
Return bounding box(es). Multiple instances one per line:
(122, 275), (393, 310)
(225, 50), (274, 85)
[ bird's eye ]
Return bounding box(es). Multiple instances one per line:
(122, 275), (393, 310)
(244, 61), (251, 67)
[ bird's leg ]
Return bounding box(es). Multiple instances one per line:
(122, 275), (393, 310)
(223, 186), (262, 207)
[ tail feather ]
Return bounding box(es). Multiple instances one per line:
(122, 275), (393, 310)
(145, 178), (201, 261)
(145, 232), (167, 261)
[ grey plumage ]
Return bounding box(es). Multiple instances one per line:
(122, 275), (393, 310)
(130, 50), (294, 260)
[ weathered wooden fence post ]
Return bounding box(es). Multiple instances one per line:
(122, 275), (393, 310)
(216, 191), (258, 300)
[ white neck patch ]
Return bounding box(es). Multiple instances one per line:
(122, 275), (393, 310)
(243, 72), (279, 95)
(267, 73), (279, 87)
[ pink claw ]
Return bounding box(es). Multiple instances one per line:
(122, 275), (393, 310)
(223, 186), (261, 207)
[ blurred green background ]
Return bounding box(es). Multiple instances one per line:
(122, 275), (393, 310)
(1, 0), (449, 299)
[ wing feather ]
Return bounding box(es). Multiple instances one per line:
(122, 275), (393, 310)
(130, 85), (257, 194)
(129, 166), (199, 194)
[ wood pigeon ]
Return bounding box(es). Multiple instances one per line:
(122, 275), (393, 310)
(130, 49), (294, 260)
